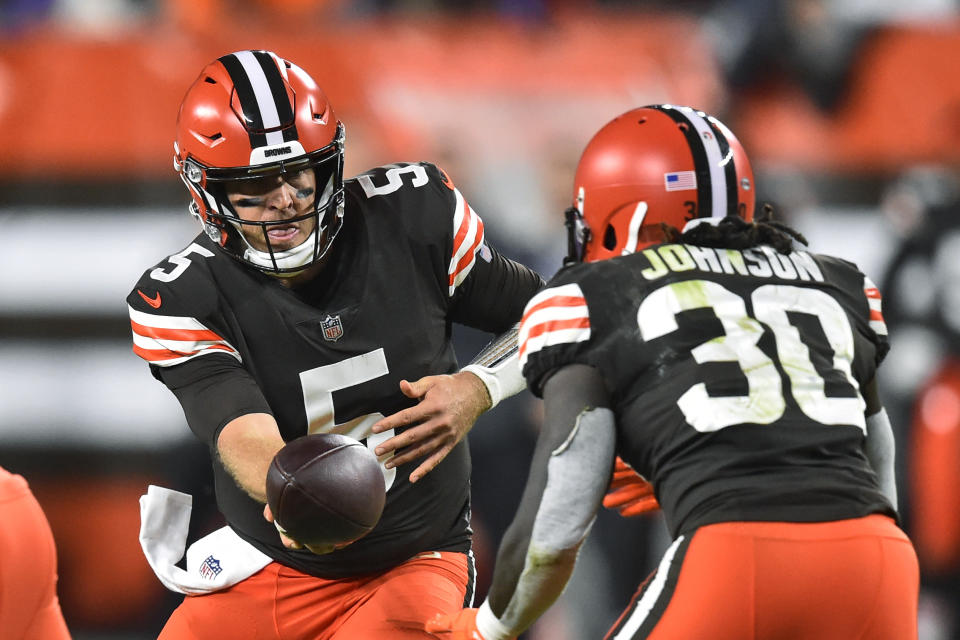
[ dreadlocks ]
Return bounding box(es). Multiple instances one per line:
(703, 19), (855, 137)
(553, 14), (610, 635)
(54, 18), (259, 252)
(665, 204), (808, 254)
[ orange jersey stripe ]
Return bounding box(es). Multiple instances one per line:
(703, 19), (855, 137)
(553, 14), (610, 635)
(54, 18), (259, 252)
(522, 316), (591, 342)
(449, 215), (485, 286)
(521, 295), (587, 323)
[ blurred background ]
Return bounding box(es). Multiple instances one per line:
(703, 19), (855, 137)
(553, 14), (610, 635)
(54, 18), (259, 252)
(1, 0), (960, 638)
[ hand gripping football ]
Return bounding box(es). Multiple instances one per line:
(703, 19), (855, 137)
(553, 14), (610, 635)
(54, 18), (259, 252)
(266, 434), (386, 548)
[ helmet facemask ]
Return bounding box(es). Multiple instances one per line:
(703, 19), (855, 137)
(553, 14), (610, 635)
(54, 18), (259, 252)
(174, 50), (346, 277)
(180, 123), (345, 276)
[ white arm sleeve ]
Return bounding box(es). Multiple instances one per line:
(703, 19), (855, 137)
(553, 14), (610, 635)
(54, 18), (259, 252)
(477, 407), (616, 639)
(865, 408), (898, 511)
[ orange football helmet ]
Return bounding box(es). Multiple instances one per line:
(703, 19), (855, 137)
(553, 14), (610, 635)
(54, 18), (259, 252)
(174, 50), (344, 274)
(566, 104), (755, 264)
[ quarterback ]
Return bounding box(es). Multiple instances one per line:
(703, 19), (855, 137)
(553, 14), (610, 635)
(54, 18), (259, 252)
(127, 50), (543, 639)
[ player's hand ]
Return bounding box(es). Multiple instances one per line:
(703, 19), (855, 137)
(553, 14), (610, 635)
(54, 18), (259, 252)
(371, 372), (489, 483)
(426, 608), (505, 640)
(603, 457), (660, 517)
(262, 504), (350, 555)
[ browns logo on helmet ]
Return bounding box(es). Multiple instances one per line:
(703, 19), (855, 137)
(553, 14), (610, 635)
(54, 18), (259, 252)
(174, 50), (345, 275)
(565, 104), (755, 264)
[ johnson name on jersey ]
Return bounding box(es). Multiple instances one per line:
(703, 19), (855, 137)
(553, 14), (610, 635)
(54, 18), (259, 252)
(127, 162), (536, 578)
(519, 242), (894, 536)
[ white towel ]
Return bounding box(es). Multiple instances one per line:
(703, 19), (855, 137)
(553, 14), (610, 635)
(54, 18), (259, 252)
(139, 485), (272, 595)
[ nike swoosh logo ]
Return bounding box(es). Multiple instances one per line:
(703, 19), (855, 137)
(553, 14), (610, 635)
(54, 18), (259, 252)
(138, 289), (162, 309)
(438, 167), (455, 190)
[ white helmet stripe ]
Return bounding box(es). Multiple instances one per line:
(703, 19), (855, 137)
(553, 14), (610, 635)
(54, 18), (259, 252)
(234, 50), (286, 147)
(677, 106), (728, 220)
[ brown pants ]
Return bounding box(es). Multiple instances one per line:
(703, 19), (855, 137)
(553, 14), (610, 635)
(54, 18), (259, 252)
(0, 468), (71, 640)
(159, 550), (471, 639)
(606, 515), (918, 640)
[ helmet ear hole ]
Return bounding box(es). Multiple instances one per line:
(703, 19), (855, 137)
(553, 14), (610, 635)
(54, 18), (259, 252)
(603, 225), (617, 250)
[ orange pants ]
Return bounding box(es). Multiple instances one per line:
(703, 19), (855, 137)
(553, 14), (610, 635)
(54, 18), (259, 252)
(606, 515), (918, 640)
(159, 550), (472, 639)
(0, 467), (71, 640)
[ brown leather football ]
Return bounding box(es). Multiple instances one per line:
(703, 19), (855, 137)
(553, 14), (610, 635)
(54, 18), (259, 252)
(266, 434), (386, 548)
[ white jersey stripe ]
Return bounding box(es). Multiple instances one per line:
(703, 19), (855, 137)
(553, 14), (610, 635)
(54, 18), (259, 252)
(448, 188), (485, 295)
(612, 535), (685, 639)
(234, 50), (285, 147)
(519, 283), (592, 367)
(678, 106), (727, 220)
(129, 305), (240, 365)
(519, 327), (591, 368)
(129, 306), (213, 331)
(518, 304), (590, 346)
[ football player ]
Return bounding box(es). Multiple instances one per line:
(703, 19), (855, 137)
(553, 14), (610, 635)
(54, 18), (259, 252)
(127, 50), (544, 639)
(427, 105), (919, 639)
(0, 465), (71, 638)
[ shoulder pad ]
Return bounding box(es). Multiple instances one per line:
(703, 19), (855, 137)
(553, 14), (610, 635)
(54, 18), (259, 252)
(348, 162), (450, 200)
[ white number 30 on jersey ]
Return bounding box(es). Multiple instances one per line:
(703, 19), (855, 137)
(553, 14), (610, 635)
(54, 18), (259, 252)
(638, 281), (866, 433)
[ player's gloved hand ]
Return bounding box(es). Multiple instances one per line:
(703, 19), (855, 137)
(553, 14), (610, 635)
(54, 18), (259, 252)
(370, 372), (489, 483)
(426, 608), (515, 640)
(603, 456), (660, 517)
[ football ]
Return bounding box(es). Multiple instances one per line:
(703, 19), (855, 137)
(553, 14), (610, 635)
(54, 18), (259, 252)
(266, 433), (386, 548)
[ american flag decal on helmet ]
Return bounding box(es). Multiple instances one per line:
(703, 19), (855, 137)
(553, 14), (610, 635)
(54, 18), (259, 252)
(863, 277), (887, 336)
(218, 50), (299, 149)
(519, 283), (591, 368)
(129, 306), (240, 366)
(448, 188), (486, 296)
(656, 105), (738, 222)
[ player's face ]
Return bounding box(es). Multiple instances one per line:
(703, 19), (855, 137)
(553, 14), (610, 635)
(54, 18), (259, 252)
(225, 169), (318, 252)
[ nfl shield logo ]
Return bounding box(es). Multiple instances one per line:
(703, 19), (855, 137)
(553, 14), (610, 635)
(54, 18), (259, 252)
(199, 555), (222, 580)
(321, 315), (344, 342)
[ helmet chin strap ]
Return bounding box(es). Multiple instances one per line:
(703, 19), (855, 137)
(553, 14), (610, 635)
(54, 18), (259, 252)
(243, 233), (320, 277)
(238, 193), (344, 276)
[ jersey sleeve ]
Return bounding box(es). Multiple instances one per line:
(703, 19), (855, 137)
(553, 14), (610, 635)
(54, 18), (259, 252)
(368, 161), (544, 333)
(155, 354), (273, 448)
(816, 253), (890, 372)
(519, 271), (594, 397)
(126, 242), (241, 370)
(426, 162), (545, 331)
(125, 241), (267, 446)
(862, 274), (890, 365)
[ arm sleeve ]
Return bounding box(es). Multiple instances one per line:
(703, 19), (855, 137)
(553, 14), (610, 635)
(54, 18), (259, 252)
(154, 355), (273, 449)
(480, 364), (615, 639)
(862, 377), (898, 511)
